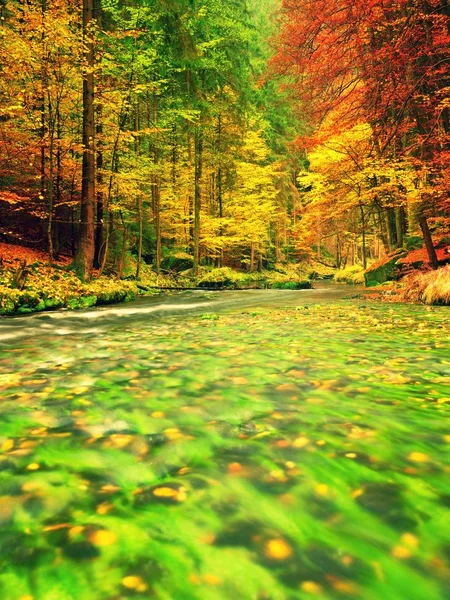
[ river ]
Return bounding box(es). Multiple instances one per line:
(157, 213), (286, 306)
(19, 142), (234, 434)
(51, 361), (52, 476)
(0, 285), (449, 600)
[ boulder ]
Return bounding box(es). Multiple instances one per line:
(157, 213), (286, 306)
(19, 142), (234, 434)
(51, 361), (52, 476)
(364, 249), (407, 286)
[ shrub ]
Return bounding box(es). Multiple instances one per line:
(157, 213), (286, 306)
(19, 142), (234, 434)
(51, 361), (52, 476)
(334, 265), (365, 285)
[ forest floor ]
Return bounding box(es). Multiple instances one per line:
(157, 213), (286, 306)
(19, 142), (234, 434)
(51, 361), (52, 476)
(0, 294), (449, 599)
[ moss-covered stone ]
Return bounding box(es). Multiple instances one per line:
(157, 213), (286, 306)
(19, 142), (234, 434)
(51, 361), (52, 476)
(364, 250), (407, 286)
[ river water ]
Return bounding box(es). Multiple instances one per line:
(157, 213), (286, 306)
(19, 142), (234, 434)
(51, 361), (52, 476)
(0, 285), (449, 600)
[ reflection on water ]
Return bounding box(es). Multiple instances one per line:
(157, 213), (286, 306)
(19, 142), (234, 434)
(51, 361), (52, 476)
(0, 293), (449, 600)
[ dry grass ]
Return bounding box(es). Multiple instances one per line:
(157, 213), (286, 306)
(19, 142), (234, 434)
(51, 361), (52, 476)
(401, 265), (450, 305)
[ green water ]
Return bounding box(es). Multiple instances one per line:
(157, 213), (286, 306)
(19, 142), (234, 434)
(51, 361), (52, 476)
(0, 294), (449, 600)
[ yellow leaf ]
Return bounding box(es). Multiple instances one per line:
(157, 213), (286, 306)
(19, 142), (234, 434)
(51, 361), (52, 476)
(301, 581), (323, 594)
(292, 437), (309, 448)
(264, 538), (293, 560)
(203, 574), (222, 585)
(27, 463), (40, 471)
(401, 533), (418, 548)
(151, 411), (165, 418)
(392, 545), (411, 559)
(96, 502), (114, 515)
(152, 487), (178, 498)
(90, 529), (117, 546)
(122, 576), (147, 590)
(315, 484), (329, 497)
(1, 439), (14, 452)
(408, 452), (429, 463)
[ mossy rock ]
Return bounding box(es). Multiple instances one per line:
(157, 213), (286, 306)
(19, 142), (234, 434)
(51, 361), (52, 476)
(272, 280), (312, 290)
(67, 295), (97, 310)
(198, 279), (234, 290)
(365, 251), (407, 286)
(17, 306), (34, 314)
(44, 297), (65, 310)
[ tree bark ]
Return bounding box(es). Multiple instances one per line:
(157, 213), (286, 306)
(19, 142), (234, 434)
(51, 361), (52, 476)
(419, 215), (438, 269)
(193, 126), (203, 275)
(74, 0), (96, 280)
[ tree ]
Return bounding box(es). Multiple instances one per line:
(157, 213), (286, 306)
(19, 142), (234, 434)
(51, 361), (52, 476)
(74, 0), (97, 280)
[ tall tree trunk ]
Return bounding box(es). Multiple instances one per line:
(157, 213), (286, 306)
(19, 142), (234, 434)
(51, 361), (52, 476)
(74, 0), (96, 280)
(193, 126), (203, 275)
(359, 202), (367, 269)
(250, 242), (255, 272)
(419, 215), (438, 269)
(217, 113), (224, 267)
(136, 195), (143, 279)
(94, 0), (103, 268)
(395, 207), (405, 248)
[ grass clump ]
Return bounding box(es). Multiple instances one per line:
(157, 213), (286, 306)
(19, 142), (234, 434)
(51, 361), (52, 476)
(197, 267), (245, 289)
(400, 265), (450, 305)
(334, 265), (365, 285)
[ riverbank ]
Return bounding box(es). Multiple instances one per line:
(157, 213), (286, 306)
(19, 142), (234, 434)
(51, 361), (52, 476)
(2, 241), (449, 316)
(0, 243), (326, 316)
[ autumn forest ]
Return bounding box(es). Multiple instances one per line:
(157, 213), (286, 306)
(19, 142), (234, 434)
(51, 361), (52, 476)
(0, 0), (448, 292)
(0, 2), (450, 600)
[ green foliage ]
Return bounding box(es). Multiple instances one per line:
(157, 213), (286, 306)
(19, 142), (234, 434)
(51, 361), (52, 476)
(0, 263), (139, 315)
(405, 236), (424, 251)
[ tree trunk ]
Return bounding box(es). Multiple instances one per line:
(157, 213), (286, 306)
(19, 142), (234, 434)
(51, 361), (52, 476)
(136, 195), (143, 279)
(74, 0), (96, 280)
(419, 216), (438, 269)
(193, 126), (203, 275)
(395, 207), (405, 248)
(359, 203), (367, 269)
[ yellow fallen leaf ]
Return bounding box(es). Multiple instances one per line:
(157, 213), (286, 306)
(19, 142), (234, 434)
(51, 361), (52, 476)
(27, 463), (40, 471)
(1, 439), (14, 452)
(408, 452), (429, 463)
(90, 529), (117, 546)
(315, 484), (329, 497)
(392, 545), (411, 559)
(72, 386), (90, 395)
(292, 436), (309, 448)
(301, 581), (323, 594)
(332, 579), (359, 594)
(109, 434), (132, 449)
(203, 574), (222, 585)
(152, 487), (178, 498)
(151, 411), (165, 418)
(122, 576), (147, 590)
(401, 533), (419, 548)
(264, 538), (293, 560)
(96, 502), (114, 515)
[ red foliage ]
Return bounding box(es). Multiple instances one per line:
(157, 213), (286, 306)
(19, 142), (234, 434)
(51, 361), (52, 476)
(0, 243), (71, 266)
(397, 246), (450, 266)
(272, 0), (450, 171)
